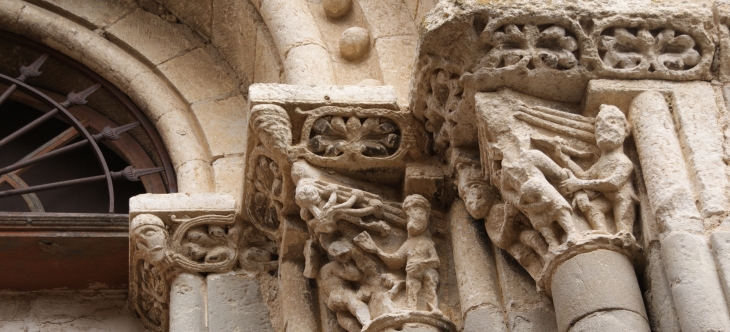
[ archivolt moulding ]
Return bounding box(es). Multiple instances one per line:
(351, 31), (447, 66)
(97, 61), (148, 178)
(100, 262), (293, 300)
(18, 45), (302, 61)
(0, 0), (214, 193)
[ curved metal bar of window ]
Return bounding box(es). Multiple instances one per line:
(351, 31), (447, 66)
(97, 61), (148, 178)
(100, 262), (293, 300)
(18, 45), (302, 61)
(0, 73), (116, 212)
(0, 31), (177, 193)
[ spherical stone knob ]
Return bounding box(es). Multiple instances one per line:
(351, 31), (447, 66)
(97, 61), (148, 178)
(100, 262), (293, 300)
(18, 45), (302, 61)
(339, 27), (370, 61)
(323, 0), (352, 18)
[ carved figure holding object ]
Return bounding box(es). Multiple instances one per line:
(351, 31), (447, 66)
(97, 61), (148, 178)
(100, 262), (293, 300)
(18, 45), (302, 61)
(296, 183), (391, 244)
(319, 239), (372, 332)
(354, 194), (441, 313)
(501, 148), (579, 251)
(556, 105), (638, 235)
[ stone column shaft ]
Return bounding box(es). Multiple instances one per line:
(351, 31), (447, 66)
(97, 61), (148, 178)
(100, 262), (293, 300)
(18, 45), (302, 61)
(551, 250), (649, 332)
(449, 201), (508, 332)
(630, 91), (730, 332)
(169, 273), (207, 332)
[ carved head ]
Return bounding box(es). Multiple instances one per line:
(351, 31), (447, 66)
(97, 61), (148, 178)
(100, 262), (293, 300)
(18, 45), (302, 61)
(403, 194), (431, 236)
(456, 164), (493, 219)
(250, 104), (292, 157)
(132, 214), (168, 264)
(595, 105), (629, 150)
(295, 184), (322, 208)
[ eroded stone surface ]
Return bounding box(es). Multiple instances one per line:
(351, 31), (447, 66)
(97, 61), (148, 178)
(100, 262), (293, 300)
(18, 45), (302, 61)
(8, 0), (730, 332)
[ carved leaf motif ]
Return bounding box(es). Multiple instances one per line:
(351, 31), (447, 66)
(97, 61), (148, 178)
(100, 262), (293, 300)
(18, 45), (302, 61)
(308, 116), (401, 158)
(598, 27), (700, 72)
(251, 155), (283, 230)
(139, 260), (167, 328)
(480, 24), (578, 70)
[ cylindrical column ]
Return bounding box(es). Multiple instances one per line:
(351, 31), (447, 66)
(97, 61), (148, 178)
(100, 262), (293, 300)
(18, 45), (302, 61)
(280, 260), (320, 332)
(551, 250), (649, 332)
(169, 273), (207, 332)
(449, 201), (508, 332)
(630, 91), (730, 332)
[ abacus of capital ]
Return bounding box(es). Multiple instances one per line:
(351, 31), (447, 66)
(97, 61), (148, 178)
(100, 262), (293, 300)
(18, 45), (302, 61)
(128, 1), (730, 331)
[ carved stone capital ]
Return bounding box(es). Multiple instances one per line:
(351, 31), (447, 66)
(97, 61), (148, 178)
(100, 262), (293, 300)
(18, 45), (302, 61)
(242, 84), (455, 332)
(243, 84), (425, 243)
(128, 193), (238, 332)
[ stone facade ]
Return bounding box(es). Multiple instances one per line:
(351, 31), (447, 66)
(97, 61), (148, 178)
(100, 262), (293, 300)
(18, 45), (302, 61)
(4, 0), (730, 331)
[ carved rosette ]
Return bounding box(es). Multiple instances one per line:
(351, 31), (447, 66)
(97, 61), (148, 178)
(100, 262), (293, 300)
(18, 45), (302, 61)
(244, 101), (421, 242)
(412, 4), (714, 155)
(299, 106), (414, 168)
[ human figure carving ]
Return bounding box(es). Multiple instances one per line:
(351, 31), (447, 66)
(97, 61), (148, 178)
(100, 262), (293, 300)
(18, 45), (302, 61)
(295, 183), (391, 247)
(319, 240), (372, 332)
(354, 194), (441, 313)
(555, 105), (638, 234)
(456, 163), (495, 219)
(501, 148), (578, 251)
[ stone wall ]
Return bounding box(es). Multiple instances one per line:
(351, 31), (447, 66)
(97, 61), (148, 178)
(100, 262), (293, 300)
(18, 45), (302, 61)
(0, 291), (148, 331)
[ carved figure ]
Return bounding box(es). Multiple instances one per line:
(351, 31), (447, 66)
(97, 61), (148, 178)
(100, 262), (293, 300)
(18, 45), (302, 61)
(501, 148), (578, 251)
(556, 105), (638, 234)
(354, 194), (441, 313)
(295, 182), (390, 248)
(132, 214), (169, 265)
(456, 163), (495, 219)
(130, 214), (172, 332)
(319, 240), (372, 332)
(181, 225), (230, 264)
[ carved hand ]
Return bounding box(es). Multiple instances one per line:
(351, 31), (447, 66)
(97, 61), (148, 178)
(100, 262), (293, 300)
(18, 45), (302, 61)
(406, 262), (421, 274)
(559, 173), (584, 193)
(353, 232), (377, 253)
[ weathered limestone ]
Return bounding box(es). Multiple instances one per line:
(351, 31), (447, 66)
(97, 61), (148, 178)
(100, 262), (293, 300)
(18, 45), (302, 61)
(259, 0), (336, 85)
(630, 91), (730, 331)
(449, 201), (507, 332)
(191, 94), (249, 158)
(106, 9), (195, 65)
(207, 272), (275, 332)
(551, 250), (648, 332)
(0, 291), (148, 332)
(12, 0), (730, 331)
(129, 193), (240, 331)
(169, 273), (206, 332)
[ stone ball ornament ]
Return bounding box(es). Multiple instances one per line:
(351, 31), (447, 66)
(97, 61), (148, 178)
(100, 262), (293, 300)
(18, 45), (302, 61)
(322, 0), (352, 18)
(340, 27), (371, 61)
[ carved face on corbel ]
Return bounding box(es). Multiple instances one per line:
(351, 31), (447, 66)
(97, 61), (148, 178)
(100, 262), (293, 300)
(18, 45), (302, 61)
(132, 214), (169, 265)
(456, 164), (494, 219)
